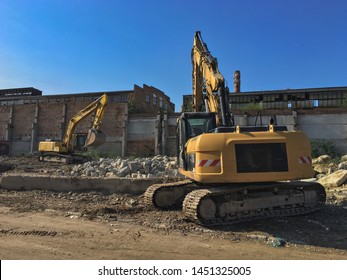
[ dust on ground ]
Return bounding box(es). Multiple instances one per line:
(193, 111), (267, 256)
(0, 155), (346, 259)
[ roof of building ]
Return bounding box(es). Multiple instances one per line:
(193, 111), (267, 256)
(229, 86), (347, 96)
(0, 87), (42, 96)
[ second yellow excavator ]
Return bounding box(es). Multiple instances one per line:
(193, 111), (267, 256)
(144, 32), (326, 226)
(38, 93), (108, 163)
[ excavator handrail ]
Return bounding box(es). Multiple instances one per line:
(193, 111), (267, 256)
(192, 31), (234, 127)
(63, 93), (108, 149)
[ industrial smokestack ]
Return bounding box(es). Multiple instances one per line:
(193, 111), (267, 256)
(234, 70), (241, 93)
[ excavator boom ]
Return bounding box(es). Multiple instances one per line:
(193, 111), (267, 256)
(192, 31), (233, 126)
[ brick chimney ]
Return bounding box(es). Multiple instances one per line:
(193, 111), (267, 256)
(233, 70), (241, 93)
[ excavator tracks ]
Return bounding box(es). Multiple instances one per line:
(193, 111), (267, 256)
(38, 152), (90, 164)
(183, 182), (326, 226)
(144, 180), (326, 226)
(144, 180), (198, 209)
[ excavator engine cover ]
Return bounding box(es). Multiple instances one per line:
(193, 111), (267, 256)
(85, 128), (106, 147)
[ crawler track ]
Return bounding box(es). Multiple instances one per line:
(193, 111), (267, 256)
(183, 182), (326, 226)
(38, 152), (89, 164)
(145, 180), (326, 226)
(144, 180), (198, 209)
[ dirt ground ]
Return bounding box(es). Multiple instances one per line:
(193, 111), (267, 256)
(0, 156), (346, 260)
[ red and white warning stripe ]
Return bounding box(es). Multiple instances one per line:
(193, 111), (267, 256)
(198, 159), (221, 167)
(298, 156), (312, 164)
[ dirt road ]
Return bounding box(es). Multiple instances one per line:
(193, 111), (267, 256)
(0, 156), (346, 259)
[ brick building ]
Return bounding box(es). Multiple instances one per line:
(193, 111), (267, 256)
(1, 84), (346, 156)
(0, 84), (176, 156)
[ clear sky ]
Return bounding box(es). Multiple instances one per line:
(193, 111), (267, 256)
(1, 0), (346, 111)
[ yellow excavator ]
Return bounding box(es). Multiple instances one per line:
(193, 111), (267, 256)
(38, 93), (108, 163)
(144, 32), (326, 226)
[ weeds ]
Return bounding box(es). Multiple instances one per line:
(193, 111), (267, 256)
(311, 140), (340, 159)
(83, 149), (119, 160)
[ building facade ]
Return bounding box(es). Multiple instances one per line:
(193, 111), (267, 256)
(182, 86), (347, 154)
(182, 86), (347, 111)
(0, 84), (176, 156)
(1, 85), (346, 156)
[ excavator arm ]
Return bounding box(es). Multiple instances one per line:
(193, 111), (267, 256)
(192, 31), (233, 127)
(63, 93), (108, 150)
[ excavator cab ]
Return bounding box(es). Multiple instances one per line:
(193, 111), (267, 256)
(177, 112), (216, 170)
(71, 133), (88, 151)
(70, 130), (106, 151)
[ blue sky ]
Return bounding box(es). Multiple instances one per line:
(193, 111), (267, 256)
(1, 0), (346, 111)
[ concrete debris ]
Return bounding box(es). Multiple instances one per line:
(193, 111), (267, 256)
(268, 237), (286, 247)
(338, 161), (347, 170)
(318, 170), (347, 188)
(60, 155), (184, 179)
(313, 155), (331, 164)
(312, 154), (347, 188)
(313, 164), (330, 175)
(0, 173), (161, 194)
(246, 234), (269, 242)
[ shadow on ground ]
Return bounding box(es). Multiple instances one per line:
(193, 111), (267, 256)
(213, 204), (347, 250)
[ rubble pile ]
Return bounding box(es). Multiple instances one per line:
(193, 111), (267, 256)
(56, 155), (184, 179)
(50, 153), (347, 185)
(313, 154), (347, 188)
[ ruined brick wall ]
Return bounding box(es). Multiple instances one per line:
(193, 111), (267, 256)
(58, 100), (127, 154)
(12, 105), (36, 140)
(36, 99), (127, 140)
(65, 100), (99, 136)
(127, 115), (156, 157)
(126, 112), (179, 157)
(37, 103), (64, 140)
(127, 141), (155, 157)
(2, 98), (347, 156)
(99, 102), (127, 155)
(0, 106), (10, 140)
(166, 114), (179, 156)
(131, 84), (175, 113)
(0, 97), (128, 155)
(0, 84), (176, 155)
(101, 103), (127, 137)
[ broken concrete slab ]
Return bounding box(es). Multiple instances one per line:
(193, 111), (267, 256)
(318, 170), (347, 188)
(338, 161), (347, 170)
(0, 173), (165, 195)
(313, 155), (331, 164)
